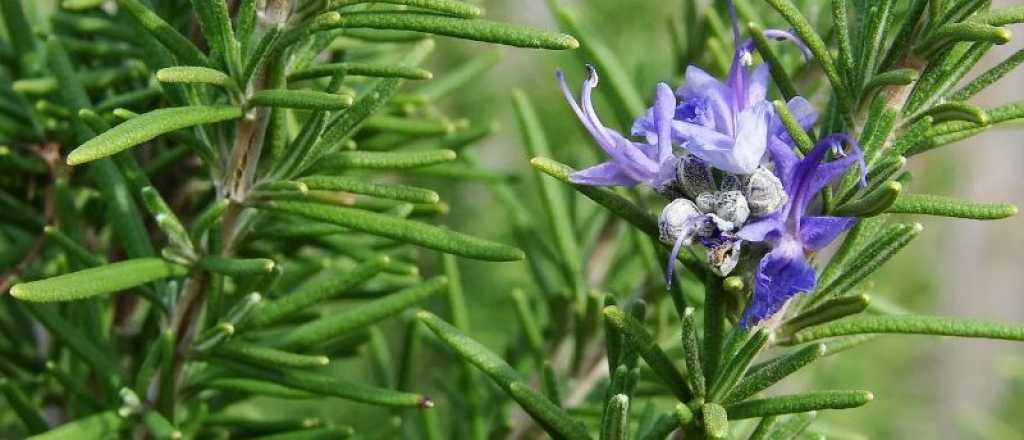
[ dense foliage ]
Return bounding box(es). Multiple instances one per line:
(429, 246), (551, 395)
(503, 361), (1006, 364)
(1, 0), (1023, 439)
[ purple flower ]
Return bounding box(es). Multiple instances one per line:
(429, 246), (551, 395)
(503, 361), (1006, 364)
(559, 66), (679, 191)
(631, 9), (811, 176)
(736, 134), (867, 327)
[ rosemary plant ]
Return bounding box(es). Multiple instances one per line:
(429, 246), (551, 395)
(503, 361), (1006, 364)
(1, 0), (576, 438)
(1, 0), (1023, 439)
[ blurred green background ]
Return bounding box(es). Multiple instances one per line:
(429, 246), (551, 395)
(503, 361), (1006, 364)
(3, 1), (1023, 439)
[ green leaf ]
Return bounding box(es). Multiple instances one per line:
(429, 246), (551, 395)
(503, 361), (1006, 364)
(196, 256), (276, 278)
(417, 311), (591, 440)
(59, 0), (107, 11)
(94, 86), (162, 114)
(831, 181), (902, 217)
(217, 341), (329, 369)
(907, 42), (992, 115)
(511, 288), (545, 358)
(134, 330), (173, 398)
(916, 22), (1011, 57)
(915, 102), (990, 125)
(918, 101), (1024, 153)
(681, 308), (706, 397)
(189, 0), (241, 76)
(67, 106), (243, 165)
(603, 306), (693, 402)
(117, 0), (210, 66)
(773, 100), (813, 153)
(328, 0), (482, 18)
(298, 176), (439, 204)
(329, 12), (578, 50)
(289, 62), (432, 81)
(241, 24), (282, 85)
(788, 315), (1024, 344)
(727, 344), (827, 403)
(886, 193), (1018, 219)
(363, 115), (455, 135)
(636, 413), (680, 440)
(0, 378), (49, 434)
(703, 275), (726, 385)
(968, 6), (1024, 27)
(278, 276), (448, 349)
(418, 51), (500, 101)
(141, 410), (179, 440)
(23, 304), (121, 388)
(314, 149), (456, 170)
(245, 257), (388, 327)
(709, 331), (769, 403)
(831, 0), (855, 84)
(814, 223), (921, 302)
(141, 186), (193, 255)
(765, 0), (850, 119)
(951, 48), (1024, 101)
(763, 413), (815, 439)
(202, 377), (316, 399)
(190, 199), (230, 242)
(601, 394), (630, 440)
(156, 66), (238, 91)
(702, 403), (729, 440)
(257, 200), (523, 261)
(299, 40), (435, 173)
(0, 0), (36, 56)
(723, 391), (873, 419)
(855, 0), (895, 92)
(747, 416), (778, 440)
(249, 89), (354, 111)
(863, 68), (919, 94)
(44, 226), (105, 267)
(26, 411), (127, 440)
(11, 258), (188, 302)
(217, 359), (431, 408)
(890, 116), (933, 157)
(246, 427), (354, 439)
(514, 90), (585, 301)
(782, 295), (871, 337)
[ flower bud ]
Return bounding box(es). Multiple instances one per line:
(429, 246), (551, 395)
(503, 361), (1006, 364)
(713, 190), (750, 226)
(677, 155), (716, 199)
(720, 174), (742, 192)
(743, 167), (787, 216)
(695, 192), (717, 213)
(659, 198), (708, 246)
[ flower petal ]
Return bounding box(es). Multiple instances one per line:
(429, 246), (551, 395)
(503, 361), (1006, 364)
(569, 162), (639, 186)
(630, 107), (658, 144)
(741, 239), (816, 327)
(762, 29), (813, 61)
(653, 82), (676, 163)
(679, 66), (735, 134)
(771, 96), (818, 138)
(735, 214), (784, 243)
(788, 134), (861, 221)
(672, 120), (733, 148)
(728, 101), (771, 174)
(799, 216), (857, 251)
(767, 137), (799, 189)
(745, 64), (771, 108)
(557, 68), (622, 160)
